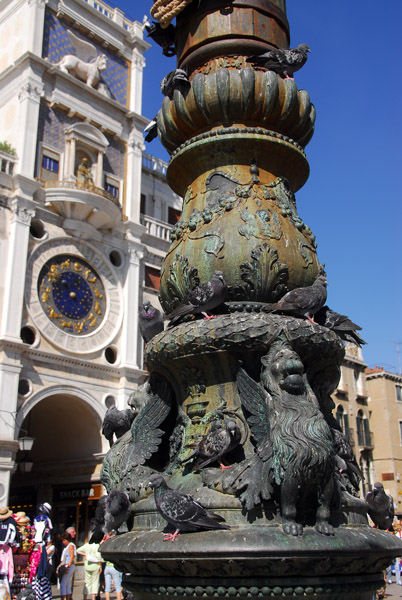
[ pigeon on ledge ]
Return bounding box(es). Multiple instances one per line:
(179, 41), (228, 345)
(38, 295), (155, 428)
(148, 474), (229, 542)
(181, 420), (241, 471)
(139, 300), (164, 343)
(332, 427), (362, 490)
(167, 270), (227, 325)
(145, 21), (176, 57)
(102, 406), (135, 448)
(161, 69), (190, 99)
(89, 490), (132, 543)
(144, 116), (159, 143)
(246, 43), (311, 79)
(365, 482), (394, 531)
(262, 274), (327, 323)
(314, 306), (366, 346)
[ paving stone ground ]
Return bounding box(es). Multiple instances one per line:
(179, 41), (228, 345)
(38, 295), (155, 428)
(376, 580), (402, 599)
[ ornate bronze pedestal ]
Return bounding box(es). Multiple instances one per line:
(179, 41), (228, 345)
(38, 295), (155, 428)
(100, 2), (401, 598)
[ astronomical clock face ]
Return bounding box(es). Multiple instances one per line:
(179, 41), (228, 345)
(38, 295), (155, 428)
(38, 255), (106, 336)
(26, 239), (122, 354)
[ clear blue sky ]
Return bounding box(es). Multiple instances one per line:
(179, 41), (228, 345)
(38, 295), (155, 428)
(118, 0), (402, 373)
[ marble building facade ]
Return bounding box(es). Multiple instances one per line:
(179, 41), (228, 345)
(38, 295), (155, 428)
(0, 0), (180, 540)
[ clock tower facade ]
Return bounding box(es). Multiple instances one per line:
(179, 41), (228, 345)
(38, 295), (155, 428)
(0, 0), (181, 532)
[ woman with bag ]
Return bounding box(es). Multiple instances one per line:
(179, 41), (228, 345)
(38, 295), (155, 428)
(57, 533), (76, 600)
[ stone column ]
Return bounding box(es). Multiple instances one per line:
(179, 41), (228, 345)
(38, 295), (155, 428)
(0, 197), (35, 341)
(118, 234), (144, 370)
(129, 46), (146, 115)
(17, 79), (44, 178)
(0, 346), (22, 504)
(68, 138), (76, 178)
(125, 130), (144, 223)
(96, 150), (103, 188)
(26, 0), (47, 57)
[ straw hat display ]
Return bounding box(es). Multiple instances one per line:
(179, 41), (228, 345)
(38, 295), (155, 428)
(0, 507), (13, 520)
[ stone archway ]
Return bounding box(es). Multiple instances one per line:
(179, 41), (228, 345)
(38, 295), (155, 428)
(10, 387), (107, 519)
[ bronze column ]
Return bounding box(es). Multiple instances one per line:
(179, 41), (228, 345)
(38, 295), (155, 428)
(100, 2), (402, 599)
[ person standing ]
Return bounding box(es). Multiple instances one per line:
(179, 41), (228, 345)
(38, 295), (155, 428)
(57, 533), (76, 600)
(103, 562), (122, 600)
(0, 507), (18, 596)
(46, 536), (56, 584)
(76, 541), (103, 600)
(65, 528), (76, 542)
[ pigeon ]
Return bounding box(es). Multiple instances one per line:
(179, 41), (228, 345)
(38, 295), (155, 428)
(89, 490), (132, 543)
(144, 117), (158, 143)
(102, 406), (135, 447)
(365, 482), (394, 531)
(160, 69), (190, 99)
(166, 270), (227, 324)
(148, 473), (230, 542)
(139, 300), (164, 342)
(262, 274), (327, 323)
(181, 420), (241, 471)
(246, 43), (311, 79)
(332, 427), (362, 490)
(145, 21), (176, 57)
(314, 306), (366, 346)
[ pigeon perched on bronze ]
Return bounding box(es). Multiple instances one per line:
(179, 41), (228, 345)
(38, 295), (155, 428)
(144, 117), (158, 143)
(331, 427), (362, 491)
(145, 21), (176, 56)
(148, 474), (229, 542)
(89, 490), (132, 542)
(102, 406), (135, 447)
(314, 306), (366, 346)
(181, 420), (241, 471)
(139, 300), (164, 342)
(365, 482), (394, 531)
(246, 43), (311, 79)
(161, 69), (190, 99)
(262, 274), (327, 323)
(167, 270), (227, 325)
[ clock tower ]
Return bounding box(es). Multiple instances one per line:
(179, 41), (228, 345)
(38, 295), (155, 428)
(0, 0), (181, 534)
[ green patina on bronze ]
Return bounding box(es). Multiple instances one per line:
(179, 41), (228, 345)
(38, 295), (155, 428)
(100, 1), (402, 598)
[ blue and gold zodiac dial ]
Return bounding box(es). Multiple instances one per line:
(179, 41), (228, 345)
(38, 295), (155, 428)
(38, 255), (106, 335)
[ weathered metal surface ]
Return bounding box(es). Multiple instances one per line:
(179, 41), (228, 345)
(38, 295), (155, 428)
(176, 0), (290, 74)
(159, 160), (316, 312)
(101, 2), (402, 598)
(157, 69), (315, 154)
(102, 526), (400, 579)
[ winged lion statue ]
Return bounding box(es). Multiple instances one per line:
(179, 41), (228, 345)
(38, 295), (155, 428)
(52, 29), (107, 88)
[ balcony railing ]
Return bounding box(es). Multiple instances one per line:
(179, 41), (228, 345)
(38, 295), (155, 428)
(357, 429), (374, 449)
(141, 215), (172, 242)
(42, 179), (120, 207)
(0, 150), (17, 175)
(142, 153), (168, 177)
(83, 0), (133, 31)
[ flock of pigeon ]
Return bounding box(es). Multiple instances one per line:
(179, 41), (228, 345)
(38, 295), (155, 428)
(143, 40), (311, 142)
(94, 425), (393, 542)
(139, 270), (366, 347)
(94, 469), (393, 544)
(99, 25), (378, 546)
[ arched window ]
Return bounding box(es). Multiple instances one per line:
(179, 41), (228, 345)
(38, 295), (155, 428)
(356, 409), (372, 447)
(336, 405), (344, 430)
(336, 405), (349, 433)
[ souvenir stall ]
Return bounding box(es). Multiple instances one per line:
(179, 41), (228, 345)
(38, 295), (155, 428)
(10, 512), (34, 599)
